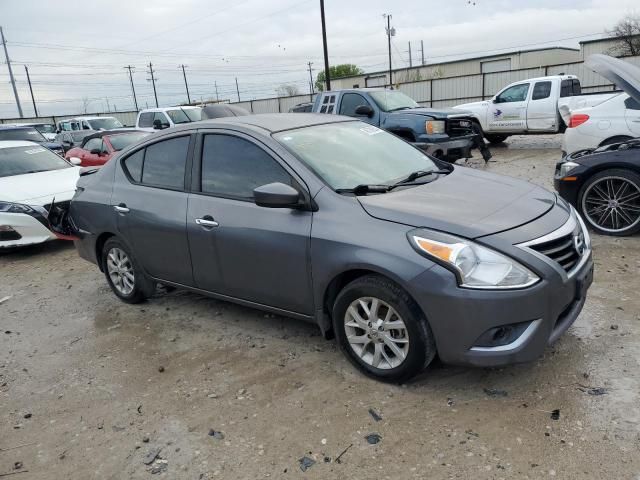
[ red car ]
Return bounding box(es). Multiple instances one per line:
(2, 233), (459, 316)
(65, 130), (149, 166)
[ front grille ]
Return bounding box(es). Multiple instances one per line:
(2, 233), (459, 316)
(528, 232), (581, 272)
(446, 118), (473, 138)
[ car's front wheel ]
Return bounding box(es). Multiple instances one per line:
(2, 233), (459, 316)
(332, 275), (436, 382)
(102, 237), (156, 303)
(579, 168), (640, 236)
(485, 134), (509, 144)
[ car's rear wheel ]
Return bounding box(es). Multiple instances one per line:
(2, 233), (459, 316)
(102, 237), (155, 303)
(485, 134), (509, 144)
(332, 275), (436, 382)
(579, 169), (640, 236)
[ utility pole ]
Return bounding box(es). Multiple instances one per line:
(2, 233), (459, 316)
(179, 64), (191, 104)
(384, 14), (395, 88)
(1, 26), (23, 118)
(24, 65), (38, 117)
(214, 81), (219, 102)
(408, 41), (412, 68)
(147, 62), (159, 107)
(235, 77), (240, 102)
(124, 65), (138, 111)
(421, 40), (425, 66)
(307, 61), (314, 95)
(105, 97), (111, 112)
(320, 0), (331, 91)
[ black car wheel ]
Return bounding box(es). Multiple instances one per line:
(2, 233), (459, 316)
(332, 275), (436, 383)
(579, 169), (640, 236)
(485, 134), (509, 144)
(102, 237), (156, 303)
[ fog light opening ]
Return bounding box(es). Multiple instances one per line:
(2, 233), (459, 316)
(473, 321), (533, 348)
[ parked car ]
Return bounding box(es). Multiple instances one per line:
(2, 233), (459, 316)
(313, 88), (491, 162)
(453, 74), (617, 144)
(135, 106), (202, 132)
(54, 114), (593, 382)
(55, 130), (95, 154)
(289, 102), (313, 113)
(562, 55), (640, 155)
(65, 130), (150, 167)
(0, 126), (64, 155)
(8, 122), (57, 141)
(57, 116), (124, 132)
(0, 141), (80, 249)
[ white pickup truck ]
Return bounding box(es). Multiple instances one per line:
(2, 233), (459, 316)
(453, 75), (617, 144)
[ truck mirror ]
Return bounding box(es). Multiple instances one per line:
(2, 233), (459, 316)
(355, 105), (374, 117)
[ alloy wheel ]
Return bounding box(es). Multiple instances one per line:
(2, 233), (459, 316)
(582, 176), (640, 233)
(343, 297), (409, 370)
(106, 247), (135, 295)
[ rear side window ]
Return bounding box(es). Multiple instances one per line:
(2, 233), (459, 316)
(123, 149), (144, 182)
(532, 81), (552, 100)
(138, 112), (154, 128)
(320, 95), (336, 113)
(560, 79), (581, 98)
(200, 134), (291, 199)
(624, 97), (640, 110)
(141, 136), (189, 189)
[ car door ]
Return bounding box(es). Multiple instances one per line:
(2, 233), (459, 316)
(111, 134), (195, 286)
(489, 82), (530, 131)
(526, 80), (557, 131)
(186, 131), (313, 315)
(624, 96), (640, 136)
(338, 92), (378, 126)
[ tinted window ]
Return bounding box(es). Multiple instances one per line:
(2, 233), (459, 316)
(532, 81), (552, 100)
(496, 84), (529, 103)
(108, 132), (149, 151)
(138, 112), (154, 128)
(154, 112), (169, 126)
(86, 118), (123, 130)
(624, 97), (640, 110)
(560, 79), (581, 98)
(0, 145), (71, 178)
(83, 138), (103, 152)
(141, 136), (189, 189)
(572, 79), (581, 95)
(339, 93), (369, 116)
(123, 149), (144, 182)
(201, 135), (291, 199)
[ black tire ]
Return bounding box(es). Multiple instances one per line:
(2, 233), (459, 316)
(485, 134), (509, 144)
(101, 237), (156, 303)
(599, 136), (634, 147)
(578, 168), (640, 237)
(332, 274), (436, 383)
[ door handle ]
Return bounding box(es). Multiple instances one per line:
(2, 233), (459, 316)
(195, 217), (219, 228)
(113, 204), (130, 214)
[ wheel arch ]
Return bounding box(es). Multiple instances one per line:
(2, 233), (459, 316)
(598, 135), (634, 147)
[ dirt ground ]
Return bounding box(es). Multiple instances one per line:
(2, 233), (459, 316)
(1, 135), (639, 479)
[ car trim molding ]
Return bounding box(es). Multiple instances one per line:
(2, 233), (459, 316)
(470, 319), (542, 352)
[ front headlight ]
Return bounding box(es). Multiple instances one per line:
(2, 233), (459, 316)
(0, 202), (34, 214)
(425, 120), (445, 134)
(559, 161), (579, 177)
(409, 229), (539, 289)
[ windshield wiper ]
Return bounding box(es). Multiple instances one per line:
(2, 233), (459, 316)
(395, 169), (451, 185)
(336, 184), (390, 196)
(387, 106), (413, 112)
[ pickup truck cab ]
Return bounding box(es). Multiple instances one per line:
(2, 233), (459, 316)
(135, 106), (202, 132)
(312, 88), (489, 162)
(57, 116), (124, 133)
(454, 75), (614, 143)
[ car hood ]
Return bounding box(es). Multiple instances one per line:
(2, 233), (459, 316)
(357, 167), (557, 239)
(42, 141), (63, 150)
(0, 167), (80, 205)
(453, 100), (489, 111)
(390, 107), (473, 119)
(586, 54), (640, 104)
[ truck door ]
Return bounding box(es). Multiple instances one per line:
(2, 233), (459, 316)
(489, 82), (530, 132)
(526, 80), (557, 131)
(624, 96), (640, 136)
(338, 92), (378, 126)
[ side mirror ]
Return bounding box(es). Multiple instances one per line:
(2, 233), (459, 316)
(153, 119), (169, 130)
(69, 157), (82, 166)
(354, 105), (374, 117)
(90, 148), (102, 155)
(492, 98), (498, 104)
(253, 182), (300, 208)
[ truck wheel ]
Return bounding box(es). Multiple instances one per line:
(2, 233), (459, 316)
(485, 134), (509, 144)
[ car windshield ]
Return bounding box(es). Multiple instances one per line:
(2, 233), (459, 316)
(108, 132), (149, 151)
(86, 118), (123, 130)
(0, 145), (71, 178)
(0, 128), (46, 142)
(274, 122), (440, 190)
(34, 124), (55, 134)
(369, 90), (419, 111)
(166, 108), (202, 124)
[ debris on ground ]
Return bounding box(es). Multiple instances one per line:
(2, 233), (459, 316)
(465, 429), (480, 438)
(22, 413), (31, 419)
(13, 462), (23, 470)
(577, 385), (608, 396)
(299, 456), (315, 472)
(334, 444), (353, 464)
(365, 433), (381, 445)
(142, 436), (150, 443)
(551, 409), (561, 420)
(610, 324), (619, 330)
(208, 429), (224, 440)
(0, 296), (12, 305)
(143, 447), (162, 465)
(447, 397), (455, 407)
(207, 393), (218, 398)
(158, 366), (165, 373)
(368, 408), (382, 422)
(150, 459), (168, 474)
(483, 388), (508, 397)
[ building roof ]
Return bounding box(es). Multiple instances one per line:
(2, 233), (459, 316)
(579, 34), (638, 45)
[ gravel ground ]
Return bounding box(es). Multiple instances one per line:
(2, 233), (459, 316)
(1, 135), (639, 479)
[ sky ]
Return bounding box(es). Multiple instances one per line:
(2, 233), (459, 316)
(0, 0), (638, 118)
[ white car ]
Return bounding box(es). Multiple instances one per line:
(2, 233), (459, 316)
(0, 141), (80, 249)
(562, 55), (640, 155)
(56, 116), (124, 132)
(135, 106), (202, 132)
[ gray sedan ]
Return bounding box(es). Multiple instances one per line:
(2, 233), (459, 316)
(63, 114), (593, 382)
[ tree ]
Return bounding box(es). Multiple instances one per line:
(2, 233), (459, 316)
(276, 84), (300, 96)
(315, 64), (364, 91)
(81, 96), (91, 114)
(607, 14), (640, 56)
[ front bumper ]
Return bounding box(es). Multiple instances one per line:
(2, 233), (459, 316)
(0, 209), (57, 249)
(414, 134), (475, 162)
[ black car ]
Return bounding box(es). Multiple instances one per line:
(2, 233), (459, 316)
(555, 138), (640, 236)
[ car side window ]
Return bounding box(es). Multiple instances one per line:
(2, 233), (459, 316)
(138, 112), (154, 128)
(531, 81), (552, 100)
(200, 134), (292, 200)
(84, 138), (102, 152)
(154, 112), (169, 126)
(339, 93), (370, 116)
(496, 84), (529, 103)
(123, 149), (144, 182)
(624, 97), (640, 110)
(141, 136), (190, 189)
(560, 79), (581, 98)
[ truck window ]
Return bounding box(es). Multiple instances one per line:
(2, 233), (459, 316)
(496, 84), (529, 103)
(625, 97), (640, 110)
(572, 79), (581, 95)
(560, 79), (581, 98)
(532, 81), (552, 100)
(339, 93), (370, 116)
(320, 95), (336, 114)
(138, 112), (154, 128)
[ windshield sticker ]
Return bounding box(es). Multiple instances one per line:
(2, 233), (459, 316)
(24, 147), (46, 155)
(360, 126), (383, 135)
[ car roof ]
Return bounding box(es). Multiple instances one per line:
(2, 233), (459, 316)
(0, 140), (40, 149)
(189, 113), (353, 133)
(139, 106), (201, 113)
